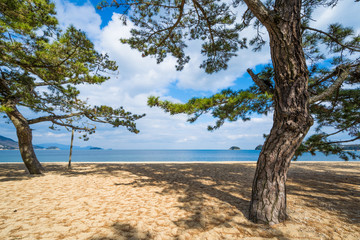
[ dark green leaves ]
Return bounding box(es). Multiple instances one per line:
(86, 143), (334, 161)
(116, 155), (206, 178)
(103, 0), (245, 73)
(0, 0), (57, 35)
(1, 0), (144, 137)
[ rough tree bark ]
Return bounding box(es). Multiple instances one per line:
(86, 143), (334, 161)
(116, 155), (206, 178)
(5, 101), (44, 174)
(248, 0), (313, 224)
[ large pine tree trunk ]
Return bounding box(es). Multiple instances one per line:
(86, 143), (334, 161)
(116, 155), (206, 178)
(248, 0), (313, 224)
(5, 101), (44, 174)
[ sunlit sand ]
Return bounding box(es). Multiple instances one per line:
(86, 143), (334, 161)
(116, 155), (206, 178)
(0, 162), (359, 239)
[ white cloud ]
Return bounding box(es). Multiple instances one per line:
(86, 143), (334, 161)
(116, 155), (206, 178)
(177, 136), (198, 143)
(46, 132), (68, 138)
(227, 134), (262, 140)
(311, 1), (360, 32)
(55, 0), (102, 41)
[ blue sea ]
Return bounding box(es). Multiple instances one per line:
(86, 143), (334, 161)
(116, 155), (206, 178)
(0, 149), (353, 163)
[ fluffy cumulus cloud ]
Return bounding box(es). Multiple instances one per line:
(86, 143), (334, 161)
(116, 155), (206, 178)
(32, 0), (274, 150)
(311, 1), (360, 32)
(55, 0), (102, 41)
(3, 0), (354, 149)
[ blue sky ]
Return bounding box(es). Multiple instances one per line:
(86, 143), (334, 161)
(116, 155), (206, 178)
(1, 1), (359, 149)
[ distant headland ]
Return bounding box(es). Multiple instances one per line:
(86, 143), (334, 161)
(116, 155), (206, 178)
(46, 146), (60, 150)
(0, 135), (103, 150)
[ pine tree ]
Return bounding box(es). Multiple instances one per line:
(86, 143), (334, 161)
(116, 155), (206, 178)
(0, 0), (145, 174)
(102, 0), (360, 224)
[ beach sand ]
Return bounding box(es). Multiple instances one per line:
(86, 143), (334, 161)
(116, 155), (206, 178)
(0, 162), (359, 240)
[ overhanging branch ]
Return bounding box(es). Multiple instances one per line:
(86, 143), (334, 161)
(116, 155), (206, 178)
(309, 66), (350, 104)
(304, 26), (360, 52)
(309, 69), (339, 88)
(28, 112), (83, 124)
(141, 0), (185, 46)
(247, 68), (274, 94)
(192, 0), (215, 46)
(323, 136), (360, 145)
(34, 79), (78, 87)
(50, 119), (91, 131)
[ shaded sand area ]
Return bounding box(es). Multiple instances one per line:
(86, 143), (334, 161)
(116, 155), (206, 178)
(0, 162), (359, 240)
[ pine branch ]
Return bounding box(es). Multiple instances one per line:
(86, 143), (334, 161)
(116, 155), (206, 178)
(50, 119), (91, 131)
(0, 77), (11, 95)
(157, 0), (185, 47)
(242, 0), (271, 25)
(309, 66), (350, 103)
(34, 80), (74, 87)
(309, 69), (339, 88)
(10, 47), (80, 70)
(317, 121), (359, 138)
(324, 136), (360, 145)
(304, 26), (360, 52)
(192, 0), (215, 47)
(28, 113), (83, 124)
(140, 0), (185, 46)
(99, 1), (179, 10)
(247, 68), (274, 94)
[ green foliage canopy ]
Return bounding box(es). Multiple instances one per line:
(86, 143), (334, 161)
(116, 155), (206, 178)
(0, 0), (144, 137)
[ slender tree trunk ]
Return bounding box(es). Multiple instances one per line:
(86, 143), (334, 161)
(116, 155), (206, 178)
(5, 101), (44, 174)
(68, 129), (74, 169)
(249, 0), (313, 224)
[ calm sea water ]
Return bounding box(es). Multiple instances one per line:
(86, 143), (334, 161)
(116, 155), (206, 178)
(0, 149), (352, 163)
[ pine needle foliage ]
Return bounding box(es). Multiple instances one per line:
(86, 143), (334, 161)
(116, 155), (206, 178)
(0, 0), (145, 137)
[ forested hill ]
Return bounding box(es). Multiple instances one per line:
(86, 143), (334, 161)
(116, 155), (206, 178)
(0, 135), (103, 150)
(0, 135), (44, 150)
(342, 145), (360, 151)
(0, 135), (19, 149)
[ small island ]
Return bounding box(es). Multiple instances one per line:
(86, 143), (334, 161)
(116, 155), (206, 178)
(255, 145), (263, 150)
(46, 146), (60, 150)
(90, 147), (103, 150)
(229, 146), (240, 150)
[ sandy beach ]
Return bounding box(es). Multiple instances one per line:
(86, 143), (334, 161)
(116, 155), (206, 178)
(0, 162), (359, 240)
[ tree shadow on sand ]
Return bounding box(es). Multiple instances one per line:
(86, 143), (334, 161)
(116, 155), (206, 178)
(1, 162), (358, 238)
(90, 223), (152, 240)
(100, 163), (359, 228)
(287, 163), (360, 224)
(51, 162), (290, 239)
(0, 163), (37, 182)
(90, 219), (289, 240)
(111, 163), (254, 215)
(103, 163), (291, 240)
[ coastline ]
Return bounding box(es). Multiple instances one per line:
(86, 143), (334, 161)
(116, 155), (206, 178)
(1, 149), (357, 163)
(0, 160), (357, 164)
